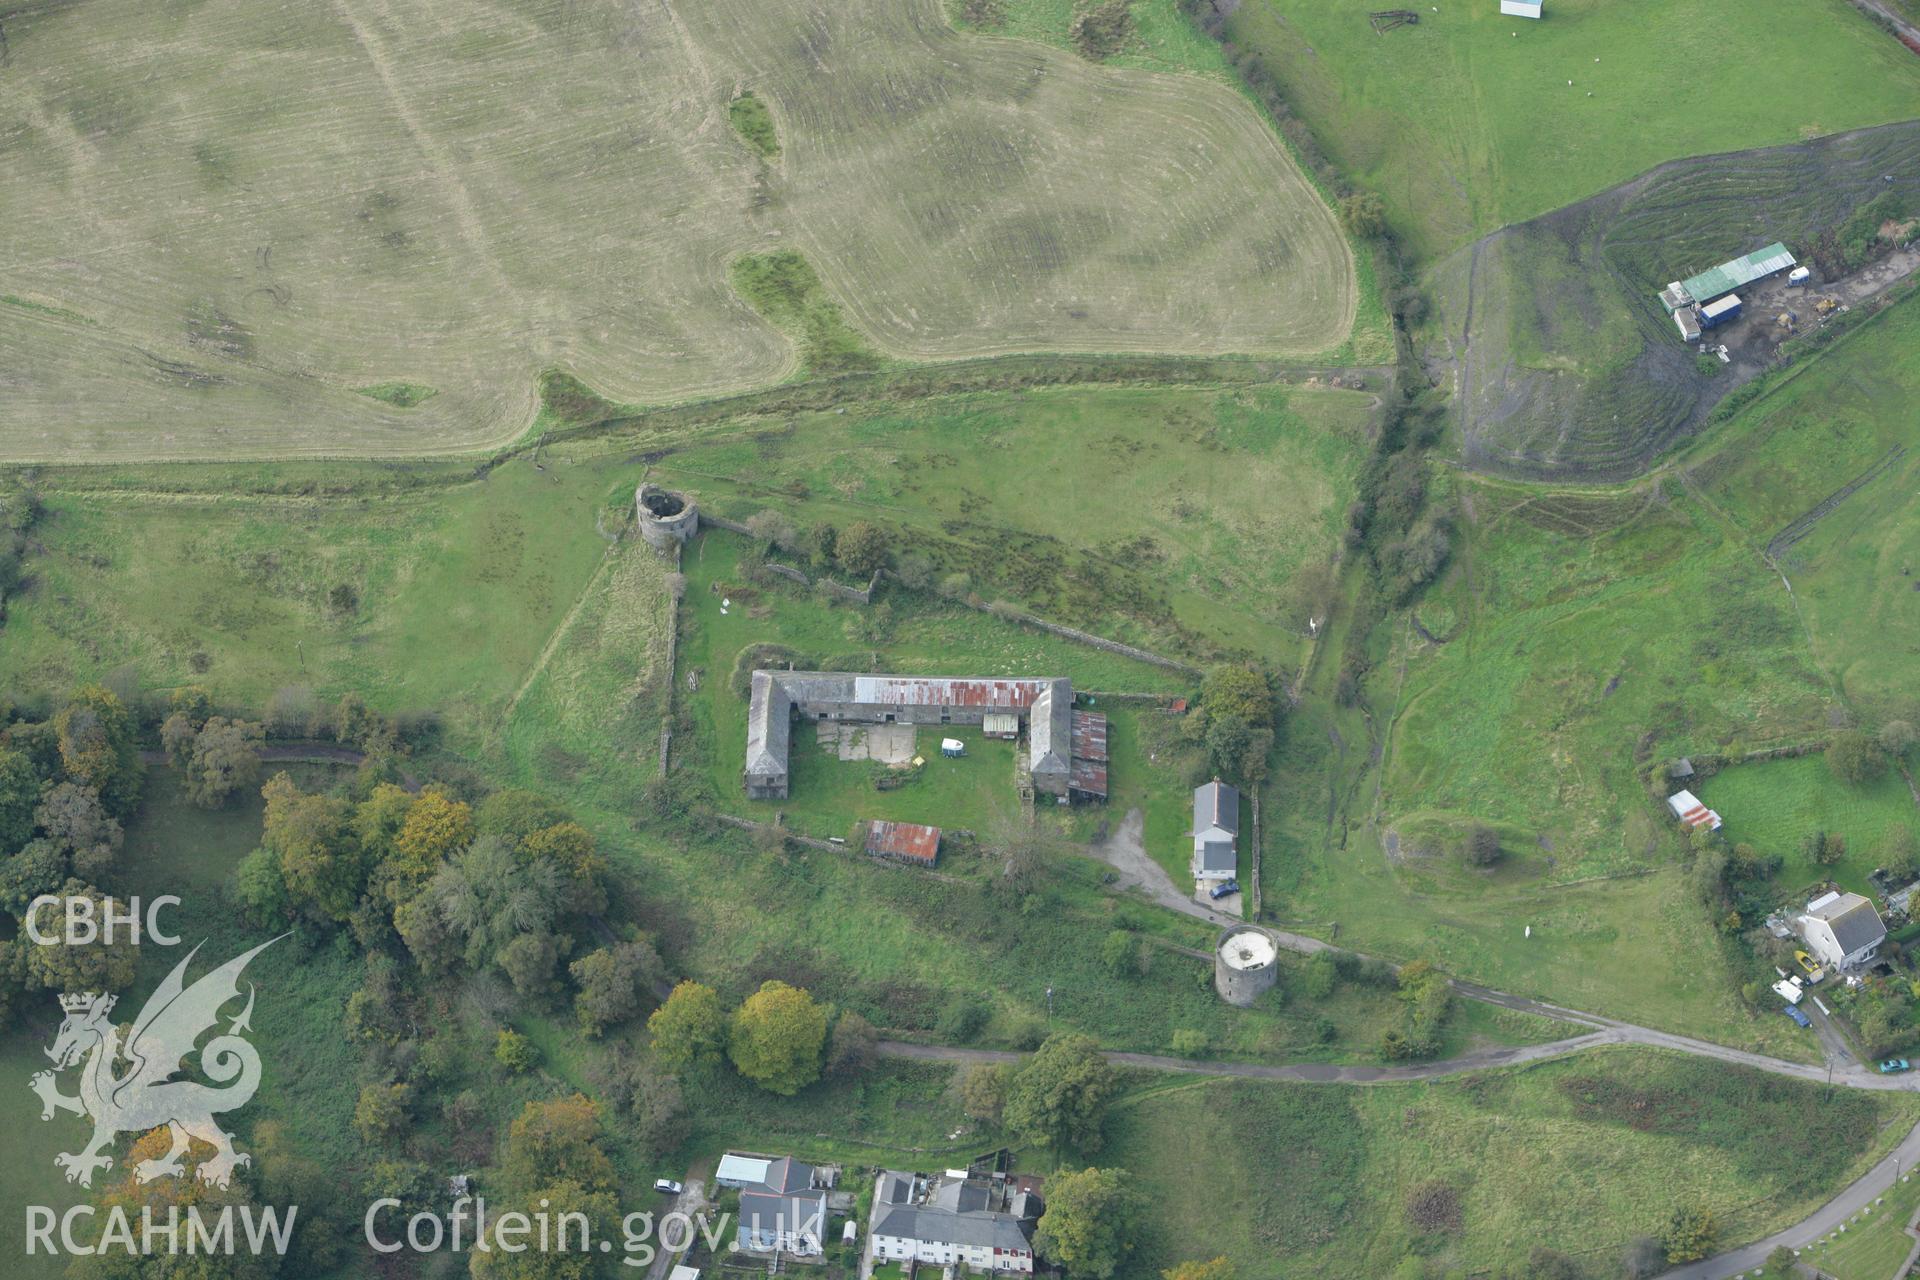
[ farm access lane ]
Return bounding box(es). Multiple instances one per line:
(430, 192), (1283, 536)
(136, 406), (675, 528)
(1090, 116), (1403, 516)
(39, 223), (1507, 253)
(1084, 812), (1900, 1087)
(1655, 1126), (1920, 1280)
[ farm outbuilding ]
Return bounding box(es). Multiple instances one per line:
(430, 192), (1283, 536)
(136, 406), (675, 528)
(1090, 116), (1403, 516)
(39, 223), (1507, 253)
(1499, 0), (1542, 17)
(866, 820), (942, 866)
(1698, 293), (1743, 329)
(1664, 242), (1797, 308)
(1068, 710), (1109, 803)
(743, 672), (1074, 800)
(1666, 789), (1723, 832)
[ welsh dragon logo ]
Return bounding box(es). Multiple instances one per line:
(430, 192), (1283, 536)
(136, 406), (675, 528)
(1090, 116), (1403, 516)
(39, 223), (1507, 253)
(29, 937), (282, 1190)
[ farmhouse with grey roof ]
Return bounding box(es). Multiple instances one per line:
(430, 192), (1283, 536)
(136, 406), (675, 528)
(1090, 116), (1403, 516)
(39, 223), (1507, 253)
(1798, 890), (1887, 972)
(869, 1169), (1041, 1273)
(718, 1153), (832, 1257)
(743, 672), (1082, 801)
(1192, 779), (1240, 883)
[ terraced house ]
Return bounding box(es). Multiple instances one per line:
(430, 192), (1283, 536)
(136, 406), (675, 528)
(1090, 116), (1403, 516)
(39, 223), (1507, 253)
(868, 1169), (1042, 1273)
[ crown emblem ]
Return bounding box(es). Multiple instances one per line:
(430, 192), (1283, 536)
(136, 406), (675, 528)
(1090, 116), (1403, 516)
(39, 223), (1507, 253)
(59, 992), (113, 1016)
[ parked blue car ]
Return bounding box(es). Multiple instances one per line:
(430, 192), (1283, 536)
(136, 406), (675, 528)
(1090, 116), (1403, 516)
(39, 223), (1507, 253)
(1784, 1004), (1812, 1028)
(1210, 879), (1240, 900)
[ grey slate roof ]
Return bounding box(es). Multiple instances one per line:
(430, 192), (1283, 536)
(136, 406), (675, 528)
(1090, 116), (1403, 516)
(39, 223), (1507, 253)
(1027, 680), (1073, 780)
(1193, 780), (1240, 836)
(1198, 839), (1236, 873)
(1815, 894), (1887, 956)
(745, 671), (791, 783)
(871, 1171), (1038, 1253)
(733, 1156), (827, 1252)
(739, 1190), (827, 1246)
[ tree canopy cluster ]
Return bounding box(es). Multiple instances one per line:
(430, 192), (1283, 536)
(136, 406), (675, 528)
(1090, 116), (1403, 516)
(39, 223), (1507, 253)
(0, 684), (147, 1025)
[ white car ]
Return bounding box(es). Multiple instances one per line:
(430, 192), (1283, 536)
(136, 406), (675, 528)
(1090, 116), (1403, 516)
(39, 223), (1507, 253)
(653, 1179), (683, 1195)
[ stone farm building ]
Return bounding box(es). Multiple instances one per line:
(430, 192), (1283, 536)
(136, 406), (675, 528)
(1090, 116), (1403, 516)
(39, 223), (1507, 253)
(744, 672), (1107, 803)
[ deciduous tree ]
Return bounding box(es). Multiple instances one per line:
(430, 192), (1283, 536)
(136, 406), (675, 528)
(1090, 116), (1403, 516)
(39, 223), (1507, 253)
(959, 1062), (1010, 1124)
(53, 684), (141, 815)
(825, 1009), (878, 1077)
(1004, 1032), (1119, 1152)
(1828, 730), (1885, 786)
(648, 981), (728, 1075)
(728, 979), (828, 1095)
(353, 1082), (412, 1146)
(0, 747), (40, 852)
(569, 939), (663, 1036)
(1034, 1167), (1141, 1279)
(1663, 1204), (1719, 1264)
(263, 773), (363, 923)
(1188, 666), (1276, 785)
(1163, 1258), (1234, 1280)
(184, 717), (264, 809)
(34, 781), (123, 881)
(25, 879), (137, 993)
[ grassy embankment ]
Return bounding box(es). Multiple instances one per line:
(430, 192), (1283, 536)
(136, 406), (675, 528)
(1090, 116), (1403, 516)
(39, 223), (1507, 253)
(1110, 1048), (1920, 1278)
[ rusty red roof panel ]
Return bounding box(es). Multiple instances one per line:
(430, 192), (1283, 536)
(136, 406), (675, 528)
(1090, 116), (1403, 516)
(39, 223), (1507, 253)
(1069, 759), (1108, 798)
(866, 820), (942, 864)
(1071, 711), (1108, 762)
(852, 676), (1052, 709)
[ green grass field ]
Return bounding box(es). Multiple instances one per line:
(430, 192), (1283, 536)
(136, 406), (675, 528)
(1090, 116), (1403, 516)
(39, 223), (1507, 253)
(1111, 1048), (1920, 1278)
(1689, 292), (1920, 720)
(1220, 0), (1920, 259)
(1698, 756), (1920, 899)
(0, 461), (620, 749)
(654, 381), (1373, 661)
(1255, 477), (1827, 1052)
(0, 0), (1354, 459)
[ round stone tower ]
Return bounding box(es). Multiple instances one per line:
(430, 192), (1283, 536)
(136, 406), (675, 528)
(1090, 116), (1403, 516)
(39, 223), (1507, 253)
(1214, 926), (1280, 1007)
(635, 484), (698, 551)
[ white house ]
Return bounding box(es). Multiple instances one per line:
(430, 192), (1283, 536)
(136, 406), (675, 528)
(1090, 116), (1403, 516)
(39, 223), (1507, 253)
(869, 1170), (1041, 1274)
(1798, 891), (1887, 971)
(1192, 780), (1240, 883)
(719, 1154), (830, 1256)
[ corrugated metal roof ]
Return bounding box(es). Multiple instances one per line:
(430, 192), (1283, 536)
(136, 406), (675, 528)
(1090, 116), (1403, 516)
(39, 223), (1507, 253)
(1699, 293), (1742, 319)
(1071, 711), (1108, 762)
(1679, 243), (1795, 305)
(866, 820), (942, 864)
(1069, 759), (1108, 798)
(852, 676), (1054, 708)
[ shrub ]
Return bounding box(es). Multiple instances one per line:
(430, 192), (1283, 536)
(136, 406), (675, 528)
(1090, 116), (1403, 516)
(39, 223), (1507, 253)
(1662, 1205), (1718, 1264)
(1338, 192), (1388, 240)
(1170, 1029), (1208, 1057)
(1301, 952), (1337, 1000)
(1403, 1179), (1462, 1234)
(1828, 730), (1885, 786)
(495, 1028), (538, 1074)
(1464, 825), (1502, 867)
(1070, 1), (1132, 59)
